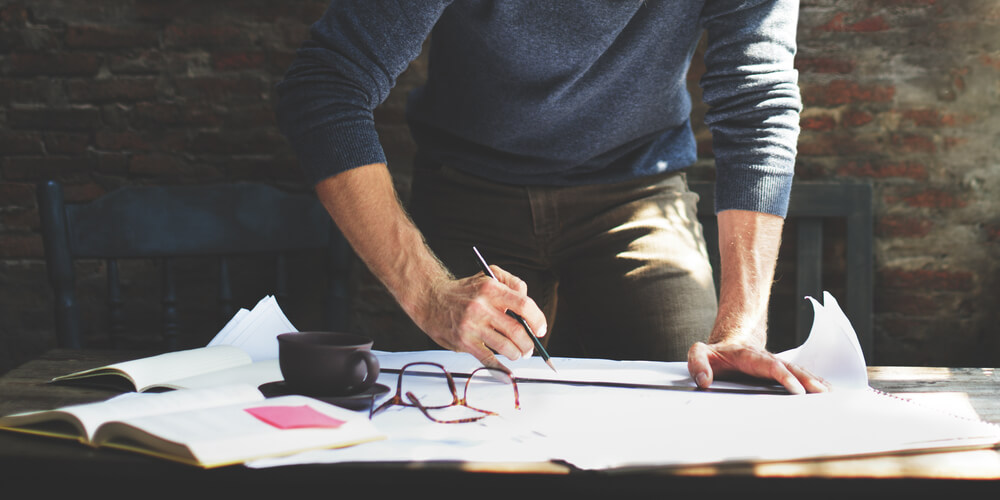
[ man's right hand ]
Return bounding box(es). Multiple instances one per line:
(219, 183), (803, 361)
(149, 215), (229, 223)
(416, 264), (547, 370)
(314, 163), (546, 370)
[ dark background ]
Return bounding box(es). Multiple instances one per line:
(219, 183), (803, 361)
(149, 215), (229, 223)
(1, 1), (998, 374)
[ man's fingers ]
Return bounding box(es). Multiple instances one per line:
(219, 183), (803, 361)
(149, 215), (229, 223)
(477, 321), (525, 361)
(477, 271), (548, 344)
(472, 350), (512, 377)
(765, 358), (806, 395)
(786, 362), (831, 393)
(686, 342), (715, 389)
(490, 265), (527, 294)
(688, 342), (830, 395)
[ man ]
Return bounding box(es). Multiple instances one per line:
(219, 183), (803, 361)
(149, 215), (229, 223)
(276, 1), (828, 394)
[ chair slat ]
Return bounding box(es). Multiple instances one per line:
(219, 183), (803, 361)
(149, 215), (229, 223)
(219, 256), (234, 323)
(795, 218), (824, 345)
(162, 258), (178, 351)
(107, 259), (125, 348)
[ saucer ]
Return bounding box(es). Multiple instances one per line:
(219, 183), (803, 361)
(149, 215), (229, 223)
(259, 381), (390, 411)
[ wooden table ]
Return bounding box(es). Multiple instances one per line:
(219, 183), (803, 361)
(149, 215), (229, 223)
(1, 350), (998, 495)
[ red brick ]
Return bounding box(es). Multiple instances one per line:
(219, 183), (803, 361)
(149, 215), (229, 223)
(0, 4), (29, 24)
(943, 137), (968, 150)
(842, 109), (874, 127)
(224, 158), (300, 180)
(794, 56), (855, 74)
(985, 221), (1000, 242)
(108, 50), (169, 75)
(835, 161), (928, 180)
(131, 102), (225, 128)
(95, 131), (151, 151)
(877, 215), (933, 238)
(816, 13), (891, 33)
(65, 24), (159, 49)
(796, 134), (880, 156)
(802, 80), (895, 107)
(8, 52), (102, 76)
(0, 233), (43, 258)
(0, 182), (36, 206)
(212, 51), (267, 71)
(1, 156), (96, 181)
(0, 80), (52, 105)
(164, 24), (246, 48)
(875, 293), (952, 317)
(189, 130), (286, 155)
(61, 181), (107, 203)
(800, 115), (836, 131)
(884, 187), (967, 209)
(7, 107), (103, 131)
(173, 76), (265, 101)
(43, 132), (91, 154)
(2, 209), (38, 231)
(869, 0), (938, 6)
(0, 131), (43, 154)
(899, 109), (977, 127)
(879, 268), (975, 291)
(890, 134), (936, 153)
(67, 78), (160, 103)
(129, 154), (187, 175)
(223, 104), (279, 129)
(980, 53), (1000, 70)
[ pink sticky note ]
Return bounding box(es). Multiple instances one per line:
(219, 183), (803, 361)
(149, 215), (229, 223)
(245, 405), (346, 430)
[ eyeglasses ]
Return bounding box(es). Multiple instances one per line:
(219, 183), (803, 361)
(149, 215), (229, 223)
(369, 362), (521, 424)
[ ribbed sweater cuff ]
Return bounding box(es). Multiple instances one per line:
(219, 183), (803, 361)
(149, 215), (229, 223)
(290, 120), (387, 186)
(714, 166), (793, 218)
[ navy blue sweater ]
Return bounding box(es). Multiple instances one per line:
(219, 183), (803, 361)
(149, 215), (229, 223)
(276, 0), (801, 216)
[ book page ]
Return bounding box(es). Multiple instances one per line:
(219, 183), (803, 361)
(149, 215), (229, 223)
(94, 395), (385, 468)
(0, 384), (263, 443)
(159, 359), (282, 391)
(52, 345), (253, 392)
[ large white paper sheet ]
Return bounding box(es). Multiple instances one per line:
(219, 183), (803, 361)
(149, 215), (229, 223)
(246, 292), (1000, 470)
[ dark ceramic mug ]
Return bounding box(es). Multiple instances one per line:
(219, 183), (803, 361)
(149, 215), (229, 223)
(277, 332), (381, 397)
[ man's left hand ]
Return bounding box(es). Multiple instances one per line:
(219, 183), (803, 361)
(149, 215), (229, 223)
(687, 341), (830, 395)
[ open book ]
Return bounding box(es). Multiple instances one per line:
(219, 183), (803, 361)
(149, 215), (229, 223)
(0, 384), (385, 468)
(52, 296), (292, 392)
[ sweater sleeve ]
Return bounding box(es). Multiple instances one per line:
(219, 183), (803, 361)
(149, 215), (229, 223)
(275, 0), (452, 186)
(699, 0), (802, 217)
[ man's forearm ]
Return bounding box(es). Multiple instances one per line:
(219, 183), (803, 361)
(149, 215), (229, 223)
(314, 163), (451, 326)
(708, 209), (784, 348)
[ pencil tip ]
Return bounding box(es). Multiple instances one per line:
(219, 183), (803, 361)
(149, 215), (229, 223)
(545, 359), (557, 373)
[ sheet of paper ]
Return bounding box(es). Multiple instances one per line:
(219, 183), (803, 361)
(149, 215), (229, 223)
(245, 291), (1000, 470)
(374, 291), (867, 392)
(776, 291), (868, 389)
(207, 296), (296, 362)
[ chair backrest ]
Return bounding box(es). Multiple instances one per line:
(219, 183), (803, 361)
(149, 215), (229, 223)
(689, 181), (874, 363)
(37, 180), (351, 351)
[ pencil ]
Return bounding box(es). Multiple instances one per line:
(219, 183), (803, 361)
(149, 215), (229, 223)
(472, 246), (557, 373)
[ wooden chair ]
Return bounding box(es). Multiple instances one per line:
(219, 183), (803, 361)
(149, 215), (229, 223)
(689, 181), (874, 363)
(37, 180), (351, 351)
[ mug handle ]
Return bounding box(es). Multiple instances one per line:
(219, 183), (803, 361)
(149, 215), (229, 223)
(352, 350), (380, 392)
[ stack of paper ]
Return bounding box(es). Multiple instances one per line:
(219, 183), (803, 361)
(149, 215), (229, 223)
(207, 295), (297, 362)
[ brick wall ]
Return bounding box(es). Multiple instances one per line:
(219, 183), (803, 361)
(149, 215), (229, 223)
(0, 1), (997, 373)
